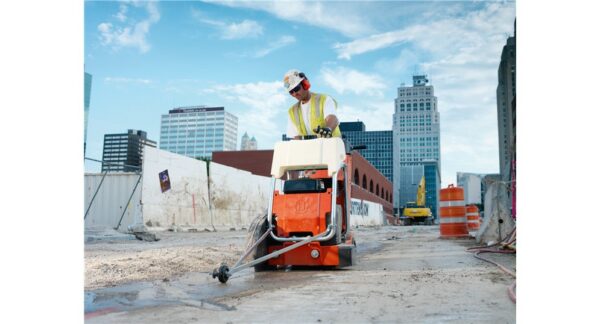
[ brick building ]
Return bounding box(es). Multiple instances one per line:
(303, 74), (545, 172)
(212, 150), (393, 218)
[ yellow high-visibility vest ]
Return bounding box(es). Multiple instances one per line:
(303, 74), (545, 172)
(288, 93), (341, 137)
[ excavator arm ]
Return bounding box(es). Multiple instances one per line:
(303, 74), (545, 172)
(416, 176), (426, 207)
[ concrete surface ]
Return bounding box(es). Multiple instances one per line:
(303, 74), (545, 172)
(85, 225), (515, 323)
(85, 226), (137, 243)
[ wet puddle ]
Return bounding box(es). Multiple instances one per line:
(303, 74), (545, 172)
(85, 267), (326, 317)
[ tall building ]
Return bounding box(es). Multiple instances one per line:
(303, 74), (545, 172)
(84, 72), (92, 155)
(248, 137), (257, 150)
(241, 132), (258, 150)
(339, 121), (393, 181)
(393, 75), (441, 215)
(423, 160), (441, 220)
(102, 129), (156, 172)
(497, 24), (516, 182)
(159, 106), (238, 159)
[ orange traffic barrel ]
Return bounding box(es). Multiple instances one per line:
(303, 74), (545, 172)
(439, 184), (469, 238)
(466, 205), (480, 231)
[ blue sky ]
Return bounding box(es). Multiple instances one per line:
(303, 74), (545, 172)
(84, 0), (516, 187)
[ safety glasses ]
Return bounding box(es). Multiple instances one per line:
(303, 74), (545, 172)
(289, 83), (302, 95)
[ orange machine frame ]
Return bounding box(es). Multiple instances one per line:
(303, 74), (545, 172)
(266, 158), (352, 267)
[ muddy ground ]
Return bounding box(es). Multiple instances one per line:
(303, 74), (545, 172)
(85, 225), (516, 323)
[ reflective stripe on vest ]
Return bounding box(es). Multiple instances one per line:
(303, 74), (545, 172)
(439, 216), (467, 224)
(439, 200), (465, 208)
(288, 93), (341, 137)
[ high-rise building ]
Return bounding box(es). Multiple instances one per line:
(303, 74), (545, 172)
(102, 129), (156, 172)
(339, 121), (393, 181)
(248, 136), (257, 150)
(393, 75), (441, 214)
(84, 72), (92, 155)
(241, 132), (250, 150)
(497, 23), (516, 182)
(423, 160), (441, 220)
(159, 106), (238, 159)
(241, 132), (258, 150)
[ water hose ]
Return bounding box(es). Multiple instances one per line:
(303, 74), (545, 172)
(467, 227), (516, 303)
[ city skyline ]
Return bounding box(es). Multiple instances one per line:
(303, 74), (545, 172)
(84, 1), (516, 187)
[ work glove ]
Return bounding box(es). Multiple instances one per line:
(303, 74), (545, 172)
(313, 126), (333, 138)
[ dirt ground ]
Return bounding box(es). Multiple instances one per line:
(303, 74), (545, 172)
(85, 225), (516, 323)
(85, 230), (247, 290)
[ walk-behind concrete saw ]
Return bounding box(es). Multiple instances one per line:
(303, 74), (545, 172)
(212, 134), (357, 283)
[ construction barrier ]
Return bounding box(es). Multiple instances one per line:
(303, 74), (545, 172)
(349, 199), (385, 227)
(439, 184), (469, 238)
(466, 205), (480, 231)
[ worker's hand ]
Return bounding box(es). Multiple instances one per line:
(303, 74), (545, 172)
(313, 126), (332, 138)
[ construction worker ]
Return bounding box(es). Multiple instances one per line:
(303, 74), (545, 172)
(283, 69), (341, 139)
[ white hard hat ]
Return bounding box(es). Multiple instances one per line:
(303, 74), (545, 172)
(283, 69), (304, 91)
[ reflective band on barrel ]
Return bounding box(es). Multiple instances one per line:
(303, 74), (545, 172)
(467, 220), (479, 224)
(439, 216), (467, 224)
(439, 200), (465, 207)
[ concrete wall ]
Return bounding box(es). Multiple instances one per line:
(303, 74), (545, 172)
(84, 172), (142, 230)
(349, 198), (384, 227)
(140, 146), (211, 229)
(86, 146), (386, 233)
(209, 162), (273, 229)
(476, 182), (515, 244)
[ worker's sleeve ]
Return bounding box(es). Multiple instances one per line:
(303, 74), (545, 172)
(287, 117), (298, 138)
(323, 96), (337, 118)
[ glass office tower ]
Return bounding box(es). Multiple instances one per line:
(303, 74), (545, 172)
(159, 106), (238, 159)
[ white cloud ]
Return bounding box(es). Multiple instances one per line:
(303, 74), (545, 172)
(221, 19), (263, 39)
(336, 100), (393, 131)
(200, 81), (289, 147)
(254, 35), (296, 58)
(320, 67), (386, 97)
(374, 49), (421, 74)
(210, 0), (375, 37)
(334, 30), (415, 60)
(114, 3), (128, 22)
(191, 9), (263, 39)
(334, 3), (514, 61)
(104, 77), (153, 85)
(98, 1), (160, 53)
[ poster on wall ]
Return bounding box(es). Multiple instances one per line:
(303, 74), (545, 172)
(159, 169), (171, 193)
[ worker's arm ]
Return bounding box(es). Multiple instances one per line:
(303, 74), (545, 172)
(324, 114), (339, 130)
(323, 96), (339, 130)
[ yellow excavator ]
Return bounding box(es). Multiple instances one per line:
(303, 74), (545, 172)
(400, 176), (433, 226)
